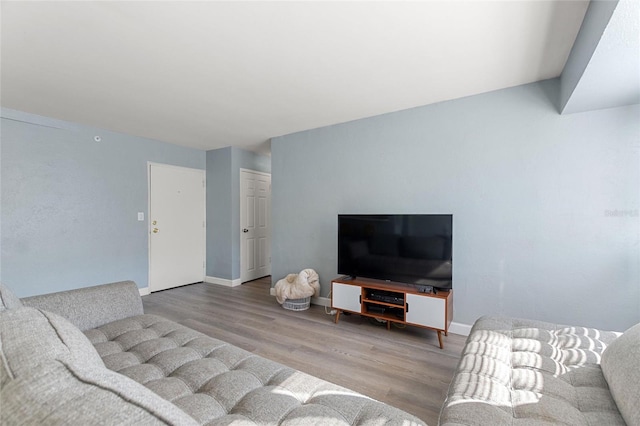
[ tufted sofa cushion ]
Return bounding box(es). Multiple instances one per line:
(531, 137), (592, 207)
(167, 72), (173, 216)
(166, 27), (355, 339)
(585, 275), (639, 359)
(0, 307), (199, 425)
(0, 307), (104, 384)
(85, 314), (425, 425)
(439, 316), (625, 426)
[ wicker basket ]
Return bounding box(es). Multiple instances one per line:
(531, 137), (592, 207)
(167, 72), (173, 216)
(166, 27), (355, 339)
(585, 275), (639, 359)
(282, 297), (311, 311)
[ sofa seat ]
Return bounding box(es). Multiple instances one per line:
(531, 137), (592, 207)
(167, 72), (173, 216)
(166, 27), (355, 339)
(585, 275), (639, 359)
(439, 316), (629, 425)
(84, 313), (422, 425)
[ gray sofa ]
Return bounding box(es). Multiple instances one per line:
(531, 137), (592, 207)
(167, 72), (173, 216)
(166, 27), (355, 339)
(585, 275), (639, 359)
(0, 280), (425, 425)
(439, 316), (640, 425)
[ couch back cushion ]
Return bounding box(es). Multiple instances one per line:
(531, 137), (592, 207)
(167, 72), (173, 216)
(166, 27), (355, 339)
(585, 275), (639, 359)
(0, 307), (198, 425)
(0, 307), (104, 385)
(601, 322), (640, 426)
(21, 280), (144, 331)
(0, 283), (23, 312)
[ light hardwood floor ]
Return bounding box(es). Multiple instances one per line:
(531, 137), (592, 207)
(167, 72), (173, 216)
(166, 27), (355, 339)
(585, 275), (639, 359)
(142, 277), (466, 425)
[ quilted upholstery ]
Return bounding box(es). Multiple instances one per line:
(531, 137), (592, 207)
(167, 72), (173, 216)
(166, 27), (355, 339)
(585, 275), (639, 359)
(1, 307), (201, 425)
(439, 316), (625, 426)
(85, 314), (425, 426)
(0, 307), (104, 380)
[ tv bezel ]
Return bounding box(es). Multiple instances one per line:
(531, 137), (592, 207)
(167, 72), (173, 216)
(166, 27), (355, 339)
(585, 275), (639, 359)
(337, 214), (453, 291)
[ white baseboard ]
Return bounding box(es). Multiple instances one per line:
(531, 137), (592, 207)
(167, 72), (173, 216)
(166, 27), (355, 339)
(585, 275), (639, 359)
(449, 321), (472, 336)
(311, 296), (331, 307)
(205, 276), (242, 287)
(138, 287), (150, 296)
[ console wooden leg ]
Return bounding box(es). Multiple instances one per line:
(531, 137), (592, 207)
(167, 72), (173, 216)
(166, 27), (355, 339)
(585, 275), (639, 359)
(334, 310), (341, 324)
(437, 330), (444, 349)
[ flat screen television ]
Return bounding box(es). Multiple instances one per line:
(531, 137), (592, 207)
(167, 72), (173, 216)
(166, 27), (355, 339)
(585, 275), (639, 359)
(338, 214), (452, 290)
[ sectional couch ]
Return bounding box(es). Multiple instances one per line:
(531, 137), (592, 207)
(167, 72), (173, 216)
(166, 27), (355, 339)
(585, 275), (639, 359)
(0, 280), (424, 425)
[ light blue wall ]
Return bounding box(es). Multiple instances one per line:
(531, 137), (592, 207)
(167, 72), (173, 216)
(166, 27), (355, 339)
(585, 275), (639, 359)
(0, 126), (2, 281)
(560, 0), (618, 112)
(230, 147), (271, 280)
(206, 146), (270, 280)
(206, 147), (233, 279)
(271, 79), (640, 331)
(560, 0), (639, 114)
(1, 109), (206, 297)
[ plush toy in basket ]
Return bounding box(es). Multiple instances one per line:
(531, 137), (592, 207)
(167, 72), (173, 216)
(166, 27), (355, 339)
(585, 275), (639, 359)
(274, 269), (320, 311)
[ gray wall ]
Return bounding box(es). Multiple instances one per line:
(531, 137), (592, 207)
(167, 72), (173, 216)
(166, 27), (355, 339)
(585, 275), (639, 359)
(206, 146), (270, 280)
(1, 109), (205, 297)
(271, 79), (640, 331)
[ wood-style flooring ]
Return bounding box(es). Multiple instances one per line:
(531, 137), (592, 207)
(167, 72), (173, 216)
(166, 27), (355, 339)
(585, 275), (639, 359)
(142, 277), (466, 425)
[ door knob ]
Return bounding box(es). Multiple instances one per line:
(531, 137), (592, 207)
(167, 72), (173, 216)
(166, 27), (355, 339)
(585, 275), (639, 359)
(153, 228), (159, 233)
(243, 228), (249, 233)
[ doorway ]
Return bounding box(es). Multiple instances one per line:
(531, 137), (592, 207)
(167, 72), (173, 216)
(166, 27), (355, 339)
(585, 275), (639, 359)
(240, 169), (271, 283)
(148, 163), (206, 292)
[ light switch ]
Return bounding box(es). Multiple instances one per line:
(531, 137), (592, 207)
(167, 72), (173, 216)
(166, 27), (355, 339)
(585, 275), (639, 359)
(138, 212), (144, 221)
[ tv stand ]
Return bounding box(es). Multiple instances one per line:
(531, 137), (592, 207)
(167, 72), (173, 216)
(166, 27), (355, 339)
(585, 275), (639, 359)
(331, 277), (453, 349)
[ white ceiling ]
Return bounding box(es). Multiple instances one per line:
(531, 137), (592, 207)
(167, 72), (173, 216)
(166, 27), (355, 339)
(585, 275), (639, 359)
(1, 1), (590, 154)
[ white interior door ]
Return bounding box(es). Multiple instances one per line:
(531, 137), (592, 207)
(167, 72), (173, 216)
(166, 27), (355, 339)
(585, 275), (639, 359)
(149, 163), (205, 292)
(240, 169), (271, 283)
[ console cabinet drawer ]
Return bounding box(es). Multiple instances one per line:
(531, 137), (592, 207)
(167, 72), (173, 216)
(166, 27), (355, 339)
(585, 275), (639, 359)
(406, 293), (445, 329)
(332, 282), (362, 313)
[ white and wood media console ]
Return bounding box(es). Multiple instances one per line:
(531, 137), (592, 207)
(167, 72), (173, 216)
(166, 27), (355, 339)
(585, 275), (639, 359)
(331, 277), (453, 348)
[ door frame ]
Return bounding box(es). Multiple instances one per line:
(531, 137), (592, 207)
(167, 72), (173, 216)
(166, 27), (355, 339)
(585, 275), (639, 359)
(147, 162), (206, 291)
(239, 168), (271, 283)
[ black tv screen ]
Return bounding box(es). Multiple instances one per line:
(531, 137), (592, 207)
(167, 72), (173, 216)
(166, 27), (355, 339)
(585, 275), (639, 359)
(338, 214), (452, 290)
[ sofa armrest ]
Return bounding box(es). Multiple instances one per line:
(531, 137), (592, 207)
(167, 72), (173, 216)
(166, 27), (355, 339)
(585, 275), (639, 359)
(21, 281), (144, 331)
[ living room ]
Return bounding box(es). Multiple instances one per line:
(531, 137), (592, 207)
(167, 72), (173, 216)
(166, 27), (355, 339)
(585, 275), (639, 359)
(2, 0), (638, 331)
(1, 1), (639, 425)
